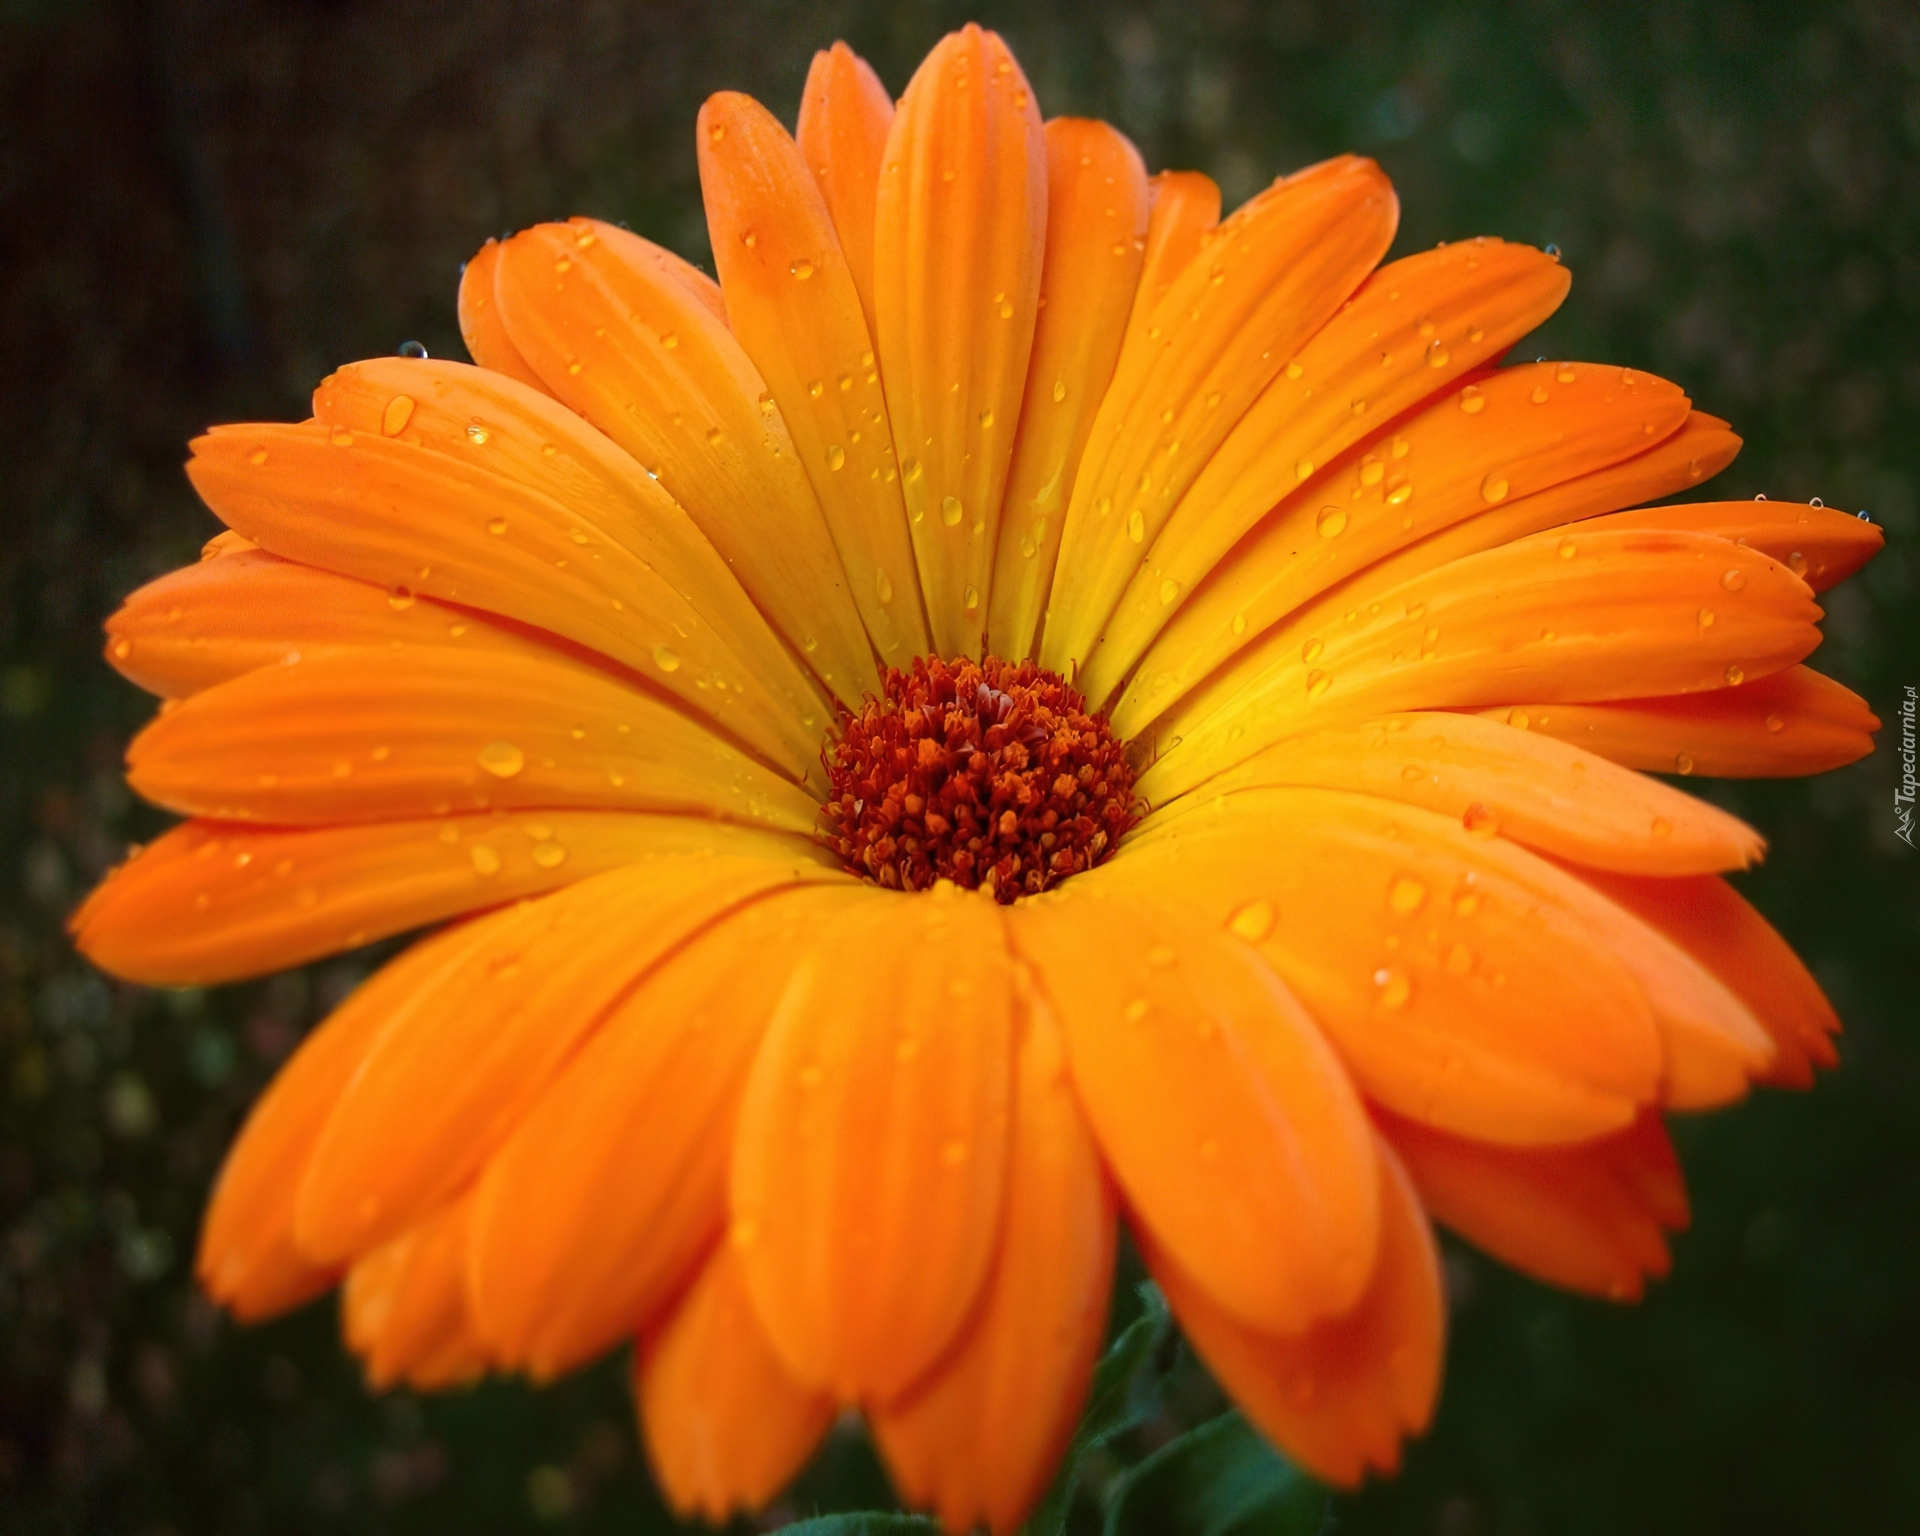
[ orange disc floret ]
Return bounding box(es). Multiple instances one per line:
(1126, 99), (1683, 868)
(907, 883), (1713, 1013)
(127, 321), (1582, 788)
(821, 655), (1140, 900)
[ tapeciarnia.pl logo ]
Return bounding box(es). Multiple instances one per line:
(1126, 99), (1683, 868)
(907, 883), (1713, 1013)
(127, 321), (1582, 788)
(1897, 684), (1917, 848)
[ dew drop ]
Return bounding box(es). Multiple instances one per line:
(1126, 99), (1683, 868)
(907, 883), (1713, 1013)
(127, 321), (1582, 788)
(653, 644), (681, 673)
(1374, 967), (1411, 1010)
(1301, 637), (1323, 663)
(964, 584), (979, 612)
(789, 258), (815, 280)
(1127, 508), (1145, 543)
(486, 516), (507, 535)
(247, 447), (269, 465)
(1675, 752), (1695, 775)
(1459, 385), (1486, 414)
(387, 585), (415, 611)
(381, 395), (416, 436)
(1766, 712), (1785, 733)
(329, 429), (353, 447)
(469, 844), (502, 876)
(1158, 578), (1181, 605)
(1295, 458), (1314, 482)
(1698, 606), (1715, 629)
(1724, 663), (1744, 685)
(1481, 471), (1509, 503)
(1094, 494), (1112, 516)
(531, 841), (568, 869)
(1231, 612), (1248, 635)
(1461, 802), (1499, 836)
(941, 495), (964, 526)
(466, 424), (490, 446)
(1316, 506), (1349, 539)
(1123, 997), (1150, 1023)
(875, 567), (894, 604)
(1787, 550), (1808, 576)
(902, 456), (923, 483)
(1285, 360), (1304, 380)
(1427, 341), (1450, 368)
(1388, 875), (1426, 915)
(1558, 537), (1577, 559)
(1721, 569), (1747, 591)
(1227, 899), (1275, 941)
(825, 443), (846, 471)
(1305, 668), (1330, 697)
(1531, 384), (1550, 404)
(477, 741), (525, 778)
(1651, 816), (1673, 839)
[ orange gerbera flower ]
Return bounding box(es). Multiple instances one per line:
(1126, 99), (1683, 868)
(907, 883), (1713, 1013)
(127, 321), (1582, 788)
(74, 23), (1881, 1533)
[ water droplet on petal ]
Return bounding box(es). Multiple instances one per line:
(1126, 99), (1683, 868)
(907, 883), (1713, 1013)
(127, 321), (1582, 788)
(1481, 471), (1509, 503)
(466, 424), (490, 445)
(387, 585), (415, 610)
(1316, 506), (1349, 538)
(486, 516), (507, 535)
(1766, 712), (1785, 733)
(1461, 802), (1499, 836)
(1301, 637), (1323, 663)
(1374, 967), (1411, 1009)
(1675, 751), (1695, 775)
(477, 741), (525, 778)
(1388, 876), (1426, 915)
(941, 495), (964, 526)
(1052, 379), (1067, 402)
(789, 258), (815, 280)
(1231, 612), (1248, 635)
(875, 568), (893, 604)
(1721, 569), (1747, 591)
(1305, 668), (1330, 697)
(653, 644), (681, 673)
(1651, 816), (1673, 839)
(470, 844), (502, 876)
(1123, 997), (1150, 1023)
(1227, 899), (1275, 941)
(1459, 385), (1485, 414)
(1725, 663), (1745, 685)
(531, 841), (568, 869)
(1158, 578), (1180, 605)
(1698, 606), (1715, 629)
(1558, 537), (1577, 559)
(825, 444), (846, 471)
(1127, 508), (1145, 543)
(1507, 708), (1530, 730)
(1427, 340), (1450, 368)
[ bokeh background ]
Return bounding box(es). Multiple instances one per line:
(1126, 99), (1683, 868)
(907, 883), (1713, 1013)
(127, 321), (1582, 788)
(3, 0), (1918, 1531)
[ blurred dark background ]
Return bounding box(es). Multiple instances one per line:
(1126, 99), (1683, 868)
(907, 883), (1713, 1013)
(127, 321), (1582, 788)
(2, 0), (1917, 1532)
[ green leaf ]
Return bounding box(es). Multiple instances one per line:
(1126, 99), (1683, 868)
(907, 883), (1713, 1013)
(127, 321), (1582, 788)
(1102, 1412), (1326, 1536)
(1020, 1282), (1175, 1536)
(777, 1516), (940, 1535)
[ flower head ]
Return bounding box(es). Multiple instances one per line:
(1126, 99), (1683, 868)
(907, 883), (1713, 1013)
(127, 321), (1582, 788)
(75, 23), (1881, 1533)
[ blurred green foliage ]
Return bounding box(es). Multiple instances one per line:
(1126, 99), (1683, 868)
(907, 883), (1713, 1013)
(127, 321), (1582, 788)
(2, 1), (1917, 1532)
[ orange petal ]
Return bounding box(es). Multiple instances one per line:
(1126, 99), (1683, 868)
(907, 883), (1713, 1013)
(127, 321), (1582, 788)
(870, 980), (1117, 1536)
(1587, 500), (1882, 593)
(1108, 788), (1661, 1144)
(698, 89), (931, 665)
(1381, 1107), (1686, 1301)
(195, 920), (486, 1320)
(1175, 408), (1745, 723)
(731, 886), (1015, 1403)
(1117, 170), (1220, 363)
(1166, 709), (1764, 876)
(490, 218), (877, 708)
(126, 647), (818, 833)
(293, 847), (852, 1267)
(70, 810), (740, 987)
(456, 238), (548, 392)
(103, 548), (564, 701)
(1571, 871), (1840, 1088)
(988, 118), (1150, 663)
(1008, 888), (1379, 1335)
(1144, 1134), (1443, 1488)
(467, 885), (851, 1379)
(1089, 242), (1570, 701)
(341, 1193), (490, 1391)
(637, 1244), (835, 1524)
(1132, 786), (1775, 1111)
(1115, 361), (1694, 727)
(796, 42), (894, 331)
(1043, 156), (1399, 677)
(1137, 528), (1824, 804)
(190, 361), (832, 789)
(1483, 664), (1879, 778)
(873, 24), (1047, 658)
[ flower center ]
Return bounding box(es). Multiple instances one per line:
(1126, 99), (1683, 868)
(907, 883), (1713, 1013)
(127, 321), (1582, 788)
(821, 655), (1141, 902)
